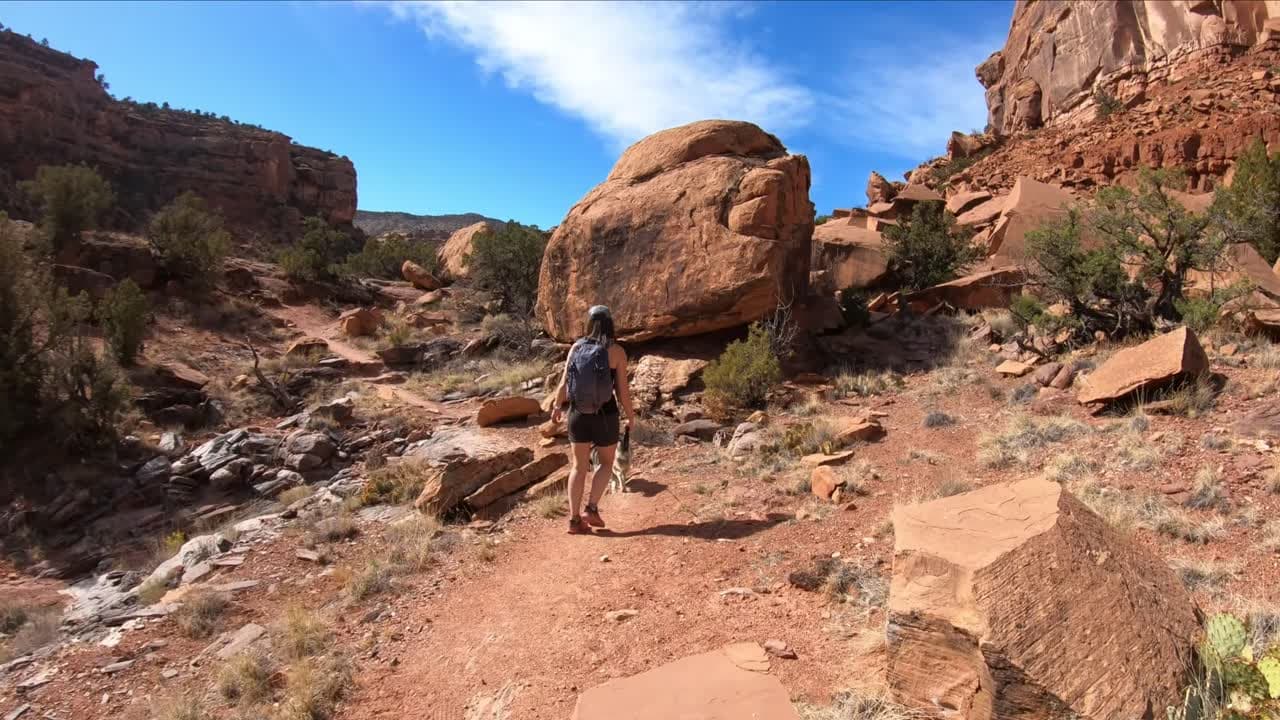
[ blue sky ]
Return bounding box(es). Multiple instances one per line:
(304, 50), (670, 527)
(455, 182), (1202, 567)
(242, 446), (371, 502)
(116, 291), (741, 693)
(2, 1), (1012, 229)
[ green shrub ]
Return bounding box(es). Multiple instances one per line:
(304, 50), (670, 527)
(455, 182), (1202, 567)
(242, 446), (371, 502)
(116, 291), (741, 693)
(99, 279), (148, 364)
(19, 164), (114, 252)
(1094, 87), (1123, 117)
(337, 232), (438, 280)
(702, 323), (781, 409)
(0, 218), (128, 456)
(147, 192), (230, 283)
(1212, 137), (1280, 264)
(464, 221), (546, 314)
(815, 214), (832, 225)
(838, 289), (870, 329)
(278, 216), (360, 283)
(931, 146), (994, 183)
(883, 201), (981, 291)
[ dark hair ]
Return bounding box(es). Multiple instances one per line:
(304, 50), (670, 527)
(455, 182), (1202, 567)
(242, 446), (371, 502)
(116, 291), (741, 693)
(585, 306), (615, 345)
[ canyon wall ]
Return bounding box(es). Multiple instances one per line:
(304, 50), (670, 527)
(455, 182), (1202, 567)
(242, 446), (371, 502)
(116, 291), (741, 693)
(0, 31), (356, 240)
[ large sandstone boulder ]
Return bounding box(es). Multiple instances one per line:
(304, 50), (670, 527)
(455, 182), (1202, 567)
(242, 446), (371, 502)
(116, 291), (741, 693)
(401, 260), (440, 291)
(571, 643), (797, 720)
(465, 452), (568, 509)
(987, 178), (1075, 264)
(905, 266), (1026, 312)
(811, 222), (889, 292)
(437, 220), (500, 281)
(536, 120), (814, 342)
(1188, 242), (1280, 300)
(629, 353), (709, 410)
(1076, 327), (1209, 407)
(888, 478), (1198, 719)
(979, 1), (1276, 135)
(866, 170), (899, 204)
(475, 396), (542, 427)
(408, 428), (534, 516)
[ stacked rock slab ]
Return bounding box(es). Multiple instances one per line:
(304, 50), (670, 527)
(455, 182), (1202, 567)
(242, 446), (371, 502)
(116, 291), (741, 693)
(1076, 326), (1209, 407)
(410, 428), (533, 516)
(888, 478), (1198, 719)
(536, 119), (814, 342)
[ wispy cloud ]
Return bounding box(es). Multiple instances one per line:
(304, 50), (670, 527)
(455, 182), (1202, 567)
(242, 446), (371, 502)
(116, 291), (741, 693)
(825, 38), (1000, 160)
(385, 1), (813, 148)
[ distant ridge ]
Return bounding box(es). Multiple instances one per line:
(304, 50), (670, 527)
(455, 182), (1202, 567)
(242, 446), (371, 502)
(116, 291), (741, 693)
(355, 210), (505, 238)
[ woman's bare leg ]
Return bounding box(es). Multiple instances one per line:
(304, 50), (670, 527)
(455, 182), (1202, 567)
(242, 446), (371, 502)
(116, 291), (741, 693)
(587, 444), (616, 509)
(567, 442), (593, 519)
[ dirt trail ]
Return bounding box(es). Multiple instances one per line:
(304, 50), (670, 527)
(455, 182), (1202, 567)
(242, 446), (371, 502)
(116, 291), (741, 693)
(343, 448), (871, 719)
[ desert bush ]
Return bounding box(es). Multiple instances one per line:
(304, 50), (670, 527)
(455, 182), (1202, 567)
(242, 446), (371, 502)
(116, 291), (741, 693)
(386, 515), (443, 572)
(832, 368), (901, 398)
(278, 216), (360, 283)
(1093, 87), (1123, 117)
(1212, 137), (1280, 263)
(173, 590), (229, 639)
(882, 201), (981, 290)
(703, 323), (781, 409)
(931, 475), (974, 499)
(154, 696), (210, 720)
(358, 460), (432, 506)
(1166, 374), (1219, 418)
(1185, 466), (1229, 512)
(147, 192), (230, 283)
(838, 288), (871, 329)
(218, 651), (274, 705)
(280, 606), (331, 660)
(278, 656), (351, 720)
(346, 559), (393, 601)
(797, 689), (924, 720)
(464, 221), (546, 314)
(534, 494), (566, 519)
(308, 515), (358, 544)
(20, 163), (114, 252)
(337, 231), (437, 280)
(481, 313), (539, 354)
(815, 214), (832, 225)
(922, 410), (955, 428)
(1170, 557), (1236, 593)
(99, 279), (148, 364)
(977, 415), (1089, 469)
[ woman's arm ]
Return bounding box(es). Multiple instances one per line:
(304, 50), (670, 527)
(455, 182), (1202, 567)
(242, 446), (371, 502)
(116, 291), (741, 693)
(611, 344), (635, 423)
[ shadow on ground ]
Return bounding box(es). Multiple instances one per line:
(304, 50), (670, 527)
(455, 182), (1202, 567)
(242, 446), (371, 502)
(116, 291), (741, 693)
(593, 512), (791, 540)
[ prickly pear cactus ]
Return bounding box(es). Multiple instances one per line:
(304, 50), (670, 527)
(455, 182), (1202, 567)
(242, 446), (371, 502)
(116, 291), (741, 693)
(1259, 656), (1280, 699)
(1226, 660), (1272, 701)
(1207, 613), (1249, 660)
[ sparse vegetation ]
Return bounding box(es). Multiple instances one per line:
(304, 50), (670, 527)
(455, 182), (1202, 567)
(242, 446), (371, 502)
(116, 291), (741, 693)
(0, 606), (59, 663)
(308, 514), (358, 544)
(1170, 557), (1236, 593)
(385, 515), (443, 572)
(882, 200), (981, 291)
(534, 493), (565, 519)
(155, 696), (210, 720)
(218, 651), (274, 705)
(20, 163), (114, 252)
(797, 689), (924, 720)
(977, 414), (1088, 469)
(833, 368), (901, 398)
(147, 191), (230, 284)
(345, 559), (394, 601)
(278, 216), (360, 283)
(464, 221), (546, 314)
(277, 656), (351, 720)
(931, 476), (974, 498)
(922, 409), (955, 428)
(173, 589), (230, 639)
(703, 323), (781, 410)
(99, 279), (148, 364)
(358, 460), (432, 507)
(337, 231), (438, 280)
(280, 606), (332, 660)
(1185, 466), (1229, 512)
(278, 486), (314, 506)
(1212, 136), (1280, 263)
(1093, 86), (1123, 117)
(1165, 375), (1219, 418)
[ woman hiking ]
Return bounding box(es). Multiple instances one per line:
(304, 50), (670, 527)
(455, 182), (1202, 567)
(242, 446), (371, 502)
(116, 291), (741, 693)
(550, 305), (635, 534)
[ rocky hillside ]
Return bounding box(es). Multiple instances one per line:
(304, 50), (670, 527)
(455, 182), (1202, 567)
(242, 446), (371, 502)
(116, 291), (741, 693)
(0, 31), (356, 239)
(353, 211), (504, 240)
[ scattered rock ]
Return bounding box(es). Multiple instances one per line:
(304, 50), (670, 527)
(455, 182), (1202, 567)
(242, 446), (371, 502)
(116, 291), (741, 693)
(810, 466), (842, 501)
(1030, 361), (1063, 386)
(401, 260), (440, 291)
(762, 639), (797, 659)
(887, 478), (1198, 719)
(295, 549), (324, 563)
(672, 419), (722, 441)
(834, 419), (885, 446)
(286, 337), (329, 359)
(100, 660), (134, 674)
(996, 360), (1033, 377)
(466, 453), (569, 509)
(801, 451), (855, 467)
(475, 396), (542, 427)
(215, 623), (267, 660)
(338, 307), (383, 337)
(1076, 327), (1208, 407)
(409, 428), (534, 516)
(605, 609), (639, 623)
(1049, 363), (1076, 390)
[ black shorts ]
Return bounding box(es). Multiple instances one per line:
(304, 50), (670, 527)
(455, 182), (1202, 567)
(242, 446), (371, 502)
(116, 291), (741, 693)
(567, 408), (620, 447)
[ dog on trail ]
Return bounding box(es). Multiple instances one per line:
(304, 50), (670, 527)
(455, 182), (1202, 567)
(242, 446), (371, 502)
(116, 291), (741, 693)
(591, 425), (632, 494)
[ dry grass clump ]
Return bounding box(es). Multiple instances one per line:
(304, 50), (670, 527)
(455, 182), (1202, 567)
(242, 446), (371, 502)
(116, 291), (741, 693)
(416, 358), (550, 398)
(218, 651), (275, 705)
(630, 417), (674, 446)
(0, 606), (60, 662)
(277, 656), (352, 720)
(534, 493), (566, 519)
(1169, 557), (1237, 594)
(173, 590), (230, 639)
(836, 460), (878, 497)
(1268, 466), (1280, 495)
(278, 486), (314, 506)
(308, 514), (359, 544)
(358, 459), (433, 507)
(280, 605), (332, 660)
(1163, 375), (1218, 418)
(1231, 597), (1280, 656)
(1043, 452), (1096, 483)
(155, 695), (210, 720)
(1261, 520), (1280, 553)
(922, 410), (956, 428)
(790, 557), (888, 609)
(345, 560), (394, 601)
(931, 474), (974, 499)
(385, 515), (443, 572)
(1199, 433), (1232, 451)
(136, 577), (169, 606)
(978, 415), (1089, 469)
(1252, 340), (1280, 370)
(1072, 482), (1225, 544)
(1184, 466), (1229, 512)
(832, 368), (902, 398)
(797, 689), (925, 720)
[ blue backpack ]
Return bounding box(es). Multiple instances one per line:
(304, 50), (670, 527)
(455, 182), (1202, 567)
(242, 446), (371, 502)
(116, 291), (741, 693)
(566, 339), (613, 414)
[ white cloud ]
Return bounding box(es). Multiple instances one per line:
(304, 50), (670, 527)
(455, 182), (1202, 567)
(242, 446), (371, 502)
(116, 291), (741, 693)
(826, 38), (1001, 160)
(384, 1), (813, 147)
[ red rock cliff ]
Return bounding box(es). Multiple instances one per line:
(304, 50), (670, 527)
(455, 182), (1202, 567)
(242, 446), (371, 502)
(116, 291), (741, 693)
(980, 0), (1279, 136)
(0, 31), (356, 239)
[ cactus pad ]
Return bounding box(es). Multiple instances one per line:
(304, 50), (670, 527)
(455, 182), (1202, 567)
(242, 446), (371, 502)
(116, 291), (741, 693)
(1259, 655), (1280, 699)
(1207, 613), (1249, 660)
(1224, 659), (1271, 700)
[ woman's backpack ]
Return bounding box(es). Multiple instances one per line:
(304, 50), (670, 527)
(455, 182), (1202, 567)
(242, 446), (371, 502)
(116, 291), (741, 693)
(566, 339), (613, 414)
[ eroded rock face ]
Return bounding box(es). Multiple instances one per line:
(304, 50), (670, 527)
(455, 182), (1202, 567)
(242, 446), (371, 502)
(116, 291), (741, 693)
(980, 1), (1277, 136)
(888, 478), (1198, 720)
(408, 428), (534, 516)
(811, 221), (889, 292)
(0, 32), (356, 238)
(536, 120), (814, 342)
(1076, 326), (1209, 406)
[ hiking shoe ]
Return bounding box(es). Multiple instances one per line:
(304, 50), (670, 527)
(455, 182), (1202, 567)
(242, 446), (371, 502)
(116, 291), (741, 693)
(583, 504), (606, 528)
(567, 517), (591, 535)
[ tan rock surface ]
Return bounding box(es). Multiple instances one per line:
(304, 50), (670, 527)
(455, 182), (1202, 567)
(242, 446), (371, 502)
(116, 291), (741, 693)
(906, 267), (1026, 312)
(888, 478), (1198, 719)
(811, 221), (890, 292)
(338, 307), (383, 338)
(1077, 327), (1209, 406)
(865, 170), (899, 204)
(475, 396), (542, 427)
(465, 452), (568, 509)
(987, 177), (1074, 264)
(401, 260), (440, 291)
(437, 220), (500, 281)
(409, 428), (534, 516)
(536, 120), (813, 342)
(629, 354), (709, 410)
(570, 643), (796, 720)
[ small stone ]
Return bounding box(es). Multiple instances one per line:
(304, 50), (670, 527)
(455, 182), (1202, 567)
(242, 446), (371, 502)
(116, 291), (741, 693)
(295, 549), (325, 563)
(606, 609), (639, 622)
(101, 660), (134, 674)
(996, 360), (1033, 377)
(161, 669), (179, 680)
(5, 704), (31, 720)
(600, 555), (610, 563)
(763, 639), (797, 659)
